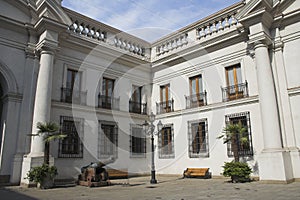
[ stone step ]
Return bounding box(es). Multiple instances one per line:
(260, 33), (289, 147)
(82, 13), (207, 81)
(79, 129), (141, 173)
(54, 179), (77, 188)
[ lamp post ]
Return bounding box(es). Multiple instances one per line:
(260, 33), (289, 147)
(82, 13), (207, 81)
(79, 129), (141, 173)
(143, 112), (163, 184)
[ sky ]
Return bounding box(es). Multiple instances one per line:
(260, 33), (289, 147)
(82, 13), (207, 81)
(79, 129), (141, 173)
(62, 0), (241, 42)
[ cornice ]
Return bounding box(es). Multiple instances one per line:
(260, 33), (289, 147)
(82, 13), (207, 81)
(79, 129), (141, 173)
(152, 24), (246, 68)
(288, 87), (300, 97)
(152, 48), (248, 84)
(51, 101), (148, 120)
(34, 16), (68, 35)
(248, 30), (273, 46)
(60, 31), (151, 66)
(0, 15), (28, 34)
(1, 92), (23, 104)
(156, 95), (259, 120)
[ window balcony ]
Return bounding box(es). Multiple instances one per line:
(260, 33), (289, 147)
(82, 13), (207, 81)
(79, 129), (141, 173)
(221, 81), (248, 102)
(129, 100), (147, 115)
(60, 87), (87, 105)
(185, 91), (207, 109)
(98, 95), (120, 110)
(156, 99), (174, 114)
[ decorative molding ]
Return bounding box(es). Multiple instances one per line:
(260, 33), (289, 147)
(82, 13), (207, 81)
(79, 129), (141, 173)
(288, 87), (300, 97)
(156, 95), (259, 120)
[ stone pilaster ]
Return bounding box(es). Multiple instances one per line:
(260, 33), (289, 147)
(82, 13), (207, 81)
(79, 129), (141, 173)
(272, 28), (300, 180)
(252, 37), (294, 183)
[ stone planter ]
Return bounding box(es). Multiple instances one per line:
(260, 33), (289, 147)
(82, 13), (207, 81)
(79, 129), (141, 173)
(37, 175), (54, 189)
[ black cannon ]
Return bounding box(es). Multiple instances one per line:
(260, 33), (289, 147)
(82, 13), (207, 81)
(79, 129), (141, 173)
(78, 157), (115, 187)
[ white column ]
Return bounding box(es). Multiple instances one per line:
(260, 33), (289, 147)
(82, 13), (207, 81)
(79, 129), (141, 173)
(254, 41), (282, 150)
(254, 40), (294, 183)
(20, 48), (55, 186)
(29, 49), (55, 156)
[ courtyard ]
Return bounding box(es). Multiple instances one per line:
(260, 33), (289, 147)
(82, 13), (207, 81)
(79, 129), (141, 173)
(1, 176), (300, 200)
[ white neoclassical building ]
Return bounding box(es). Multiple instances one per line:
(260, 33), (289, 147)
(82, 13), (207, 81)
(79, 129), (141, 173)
(0, 0), (299, 185)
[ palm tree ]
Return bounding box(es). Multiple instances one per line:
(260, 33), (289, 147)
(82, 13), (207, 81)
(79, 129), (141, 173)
(32, 122), (66, 165)
(218, 122), (248, 162)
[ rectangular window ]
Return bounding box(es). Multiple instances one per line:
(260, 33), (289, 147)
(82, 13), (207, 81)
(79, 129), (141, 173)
(160, 84), (170, 102)
(158, 124), (174, 159)
(188, 75), (205, 106)
(98, 121), (118, 159)
(159, 84), (172, 113)
(100, 78), (115, 109)
(59, 116), (83, 158)
(225, 112), (253, 157)
(129, 86), (143, 114)
(226, 64), (242, 87)
(131, 85), (142, 103)
(63, 69), (82, 103)
(130, 125), (146, 157)
(102, 77), (114, 97)
(189, 75), (203, 95)
(188, 119), (209, 158)
(225, 64), (243, 97)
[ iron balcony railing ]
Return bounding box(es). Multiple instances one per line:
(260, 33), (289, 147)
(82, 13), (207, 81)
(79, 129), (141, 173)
(61, 87), (87, 105)
(129, 100), (147, 115)
(185, 91), (207, 109)
(221, 81), (248, 102)
(98, 94), (120, 110)
(156, 98), (174, 114)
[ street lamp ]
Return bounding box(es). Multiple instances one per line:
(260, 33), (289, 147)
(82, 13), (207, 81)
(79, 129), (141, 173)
(143, 112), (163, 184)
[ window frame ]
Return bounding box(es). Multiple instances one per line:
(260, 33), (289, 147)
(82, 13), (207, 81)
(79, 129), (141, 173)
(130, 124), (146, 158)
(187, 118), (209, 158)
(189, 74), (203, 95)
(102, 77), (115, 97)
(225, 111), (254, 158)
(58, 116), (84, 158)
(98, 120), (118, 159)
(158, 124), (175, 159)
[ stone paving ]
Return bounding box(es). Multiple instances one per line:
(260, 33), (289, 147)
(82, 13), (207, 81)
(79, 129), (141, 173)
(1, 176), (300, 200)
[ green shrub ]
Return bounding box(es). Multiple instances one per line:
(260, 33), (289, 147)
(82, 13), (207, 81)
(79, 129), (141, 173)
(222, 161), (252, 183)
(26, 164), (58, 184)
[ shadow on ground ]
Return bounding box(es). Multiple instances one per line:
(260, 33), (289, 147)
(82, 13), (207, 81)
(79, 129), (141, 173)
(0, 188), (38, 200)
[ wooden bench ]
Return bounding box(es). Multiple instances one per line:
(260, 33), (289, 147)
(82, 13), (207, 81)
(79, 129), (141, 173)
(106, 168), (128, 179)
(183, 168), (211, 179)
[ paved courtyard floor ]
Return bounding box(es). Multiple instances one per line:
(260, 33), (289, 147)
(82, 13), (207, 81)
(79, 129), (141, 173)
(1, 176), (300, 200)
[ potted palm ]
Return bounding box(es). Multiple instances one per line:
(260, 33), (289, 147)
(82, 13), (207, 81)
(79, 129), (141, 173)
(26, 122), (66, 189)
(218, 122), (252, 183)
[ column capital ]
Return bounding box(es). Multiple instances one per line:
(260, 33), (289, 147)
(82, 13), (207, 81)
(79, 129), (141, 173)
(35, 39), (59, 55)
(248, 32), (272, 48)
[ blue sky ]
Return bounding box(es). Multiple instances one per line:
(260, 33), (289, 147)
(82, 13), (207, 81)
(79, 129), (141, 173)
(62, 0), (241, 42)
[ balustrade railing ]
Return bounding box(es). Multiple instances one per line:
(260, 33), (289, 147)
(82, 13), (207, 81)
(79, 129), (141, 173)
(156, 99), (174, 114)
(129, 100), (147, 115)
(98, 95), (120, 110)
(156, 33), (188, 56)
(65, 9), (149, 58)
(69, 21), (107, 41)
(185, 91), (207, 109)
(61, 87), (87, 105)
(196, 5), (241, 40)
(221, 81), (248, 102)
(114, 37), (145, 56)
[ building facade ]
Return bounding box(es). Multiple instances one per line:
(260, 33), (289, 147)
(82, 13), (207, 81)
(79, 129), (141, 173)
(0, 0), (299, 185)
